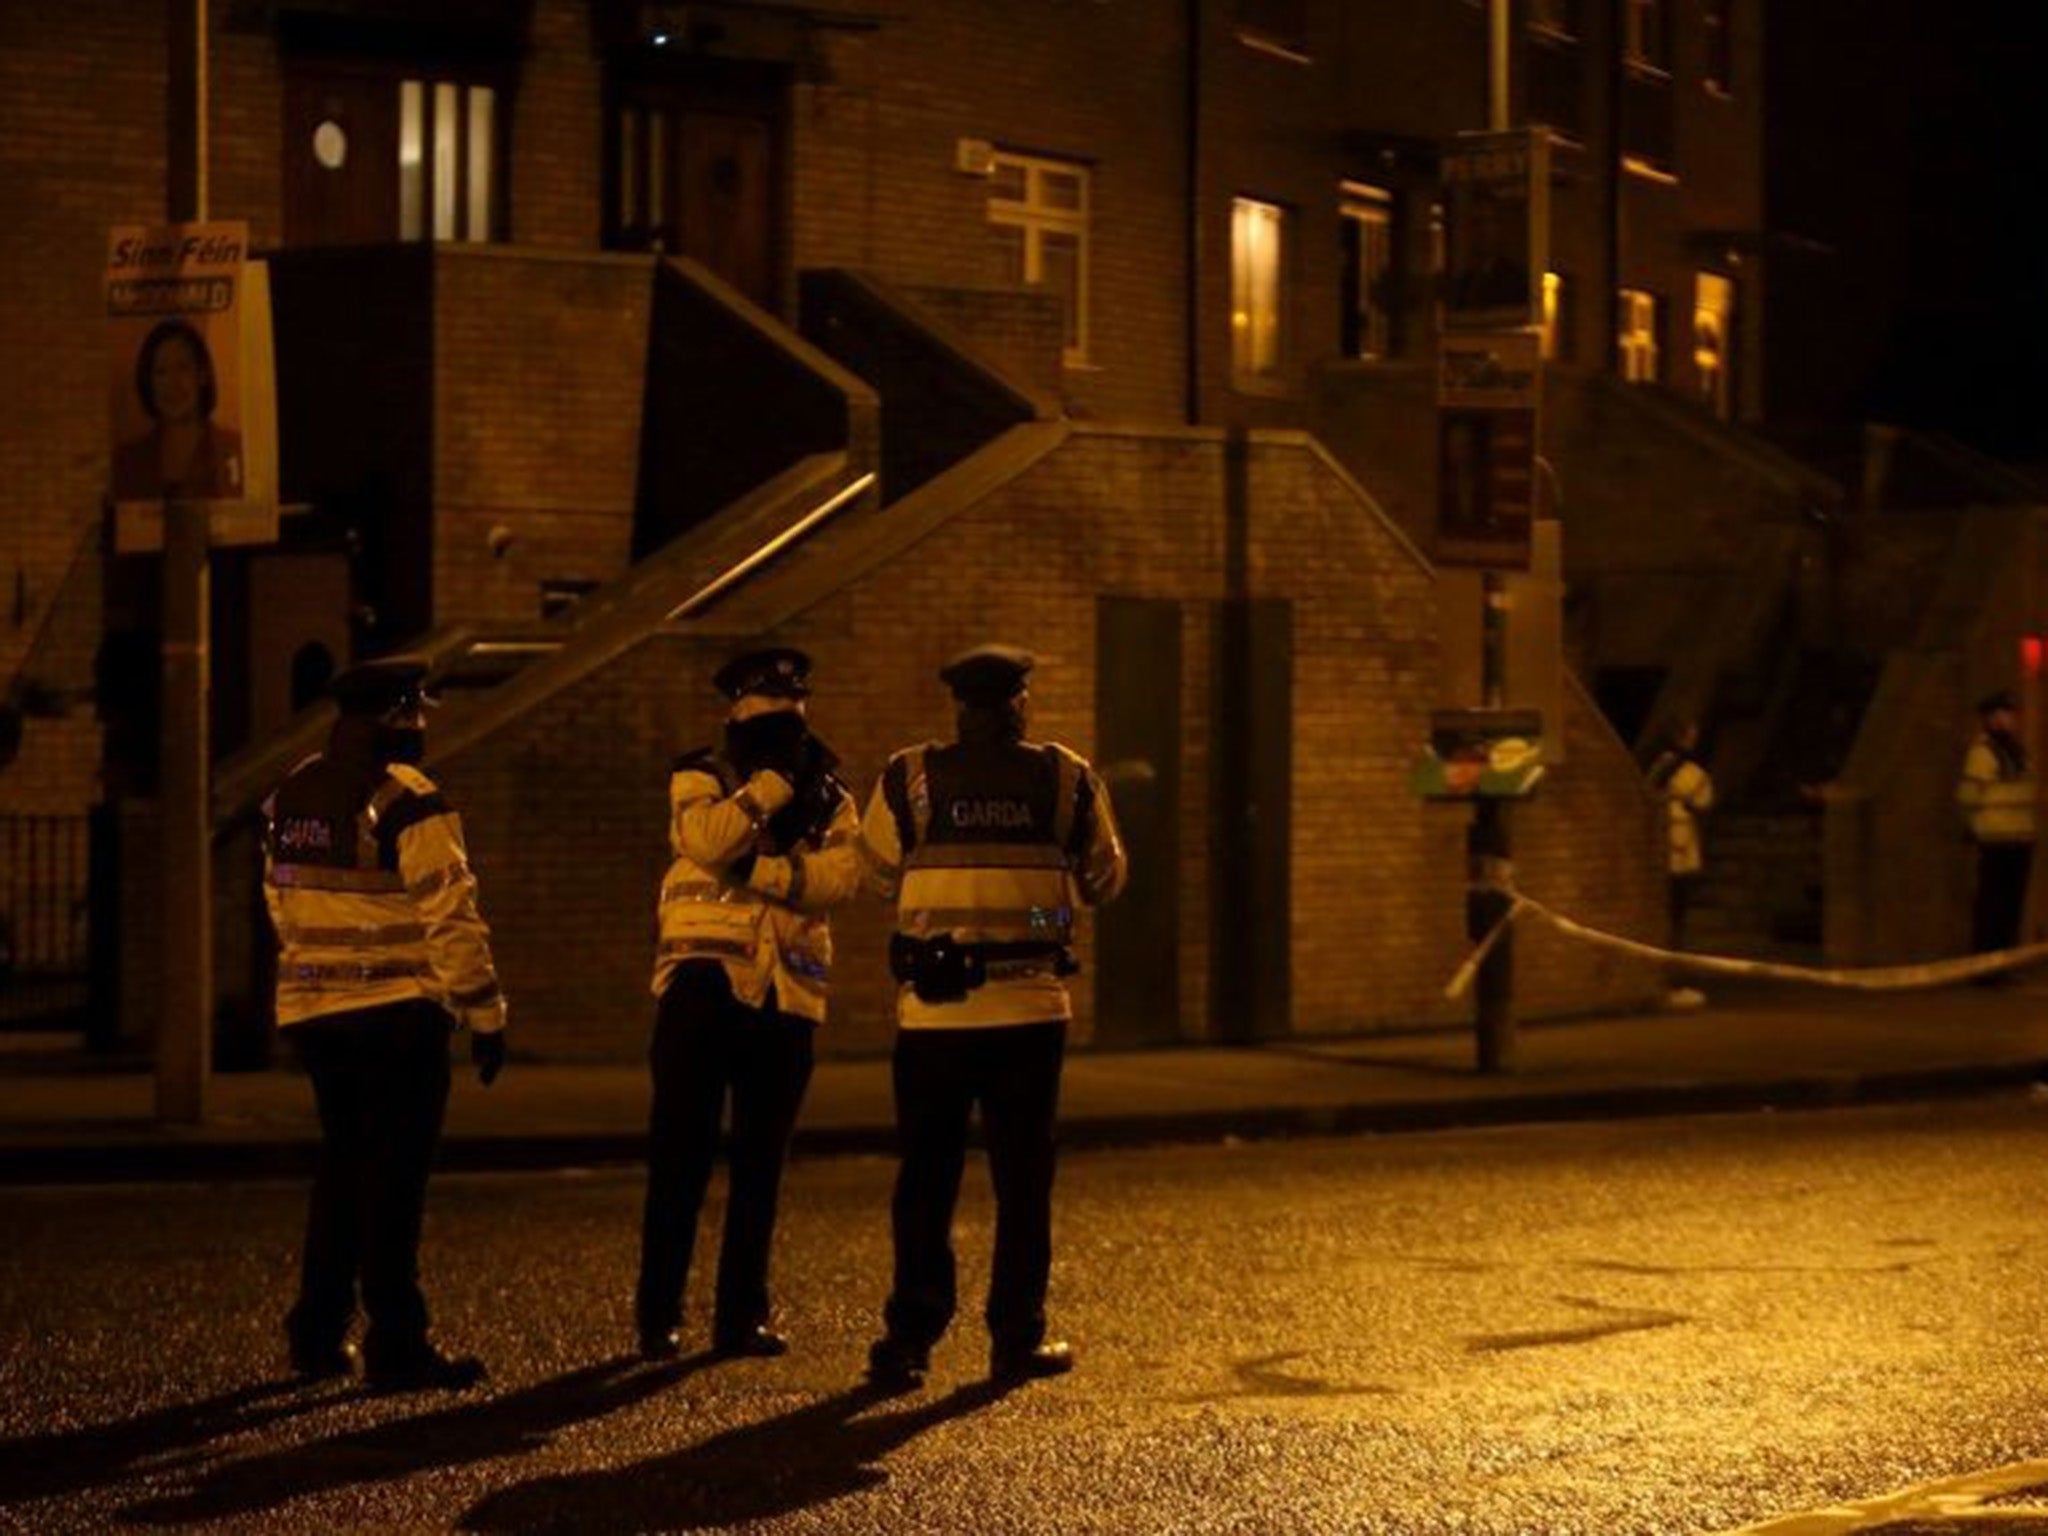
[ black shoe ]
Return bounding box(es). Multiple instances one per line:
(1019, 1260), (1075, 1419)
(991, 1339), (1073, 1383)
(364, 1347), (488, 1394)
(712, 1326), (789, 1359)
(289, 1340), (357, 1382)
(638, 1326), (684, 1362)
(866, 1335), (929, 1389)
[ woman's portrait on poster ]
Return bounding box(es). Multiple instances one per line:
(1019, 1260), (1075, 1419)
(112, 318), (243, 502)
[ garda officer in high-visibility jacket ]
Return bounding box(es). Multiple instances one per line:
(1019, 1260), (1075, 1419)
(635, 647), (862, 1361)
(1958, 689), (2037, 963)
(263, 658), (505, 1392)
(858, 644), (1127, 1388)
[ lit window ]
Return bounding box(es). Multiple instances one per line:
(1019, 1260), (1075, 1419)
(1702, 0), (1732, 93)
(1231, 197), (1286, 380)
(399, 78), (496, 243)
(1540, 271), (1571, 361)
(988, 150), (1091, 366)
(1694, 271), (1734, 418)
(1624, 0), (1669, 71)
(1617, 287), (1661, 382)
(1339, 182), (1394, 360)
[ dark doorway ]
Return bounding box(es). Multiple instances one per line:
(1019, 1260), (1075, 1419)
(1210, 598), (1292, 1042)
(606, 60), (787, 310)
(1093, 597), (1183, 1045)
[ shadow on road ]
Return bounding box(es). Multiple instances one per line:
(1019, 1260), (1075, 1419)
(115, 1353), (705, 1526)
(0, 1379), (330, 1507)
(460, 1378), (1016, 1533)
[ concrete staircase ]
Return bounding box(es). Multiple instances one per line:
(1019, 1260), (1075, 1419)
(1683, 808), (1824, 963)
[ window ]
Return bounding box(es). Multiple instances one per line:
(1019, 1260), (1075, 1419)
(1540, 271), (1575, 361)
(988, 150), (1090, 366)
(1231, 197), (1287, 381)
(399, 78), (498, 242)
(1624, 0), (1669, 72)
(1339, 183), (1394, 360)
(1702, 0), (1732, 93)
(1617, 287), (1661, 382)
(1694, 271), (1735, 418)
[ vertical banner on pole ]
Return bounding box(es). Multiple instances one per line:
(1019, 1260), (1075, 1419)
(1436, 330), (1541, 571)
(1442, 128), (1550, 335)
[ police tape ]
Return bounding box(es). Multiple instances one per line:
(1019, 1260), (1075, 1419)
(1443, 889), (2048, 1002)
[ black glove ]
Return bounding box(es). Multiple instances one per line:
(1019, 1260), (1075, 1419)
(766, 734), (844, 852)
(471, 1030), (506, 1087)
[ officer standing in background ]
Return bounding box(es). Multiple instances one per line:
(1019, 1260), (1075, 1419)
(1957, 688), (2037, 972)
(858, 644), (1127, 1388)
(263, 658), (506, 1392)
(1646, 720), (1713, 1009)
(636, 648), (861, 1361)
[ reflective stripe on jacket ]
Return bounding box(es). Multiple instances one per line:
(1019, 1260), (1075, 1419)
(651, 752), (861, 1023)
(263, 757), (506, 1032)
(1959, 734), (2038, 844)
(858, 737), (1127, 1029)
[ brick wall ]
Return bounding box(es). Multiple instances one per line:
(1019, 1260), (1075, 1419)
(431, 248), (651, 624)
(436, 423), (1662, 1059)
(898, 284), (1067, 407)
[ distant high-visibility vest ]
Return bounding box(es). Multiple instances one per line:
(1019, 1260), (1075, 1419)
(1958, 733), (2037, 845)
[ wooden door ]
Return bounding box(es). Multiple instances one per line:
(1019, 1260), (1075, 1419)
(283, 64), (399, 247)
(675, 110), (776, 307)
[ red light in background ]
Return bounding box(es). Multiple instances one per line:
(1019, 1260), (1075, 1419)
(2025, 635), (2044, 677)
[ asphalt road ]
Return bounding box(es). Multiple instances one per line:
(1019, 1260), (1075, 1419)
(9, 1101), (2048, 1534)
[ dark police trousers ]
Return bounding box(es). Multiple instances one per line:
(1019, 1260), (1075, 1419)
(884, 1020), (1066, 1354)
(287, 999), (452, 1365)
(636, 962), (816, 1343)
(1974, 841), (2035, 954)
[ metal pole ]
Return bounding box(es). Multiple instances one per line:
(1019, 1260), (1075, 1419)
(157, 0), (211, 1123)
(1471, 572), (1517, 1073)
(158, 498), (212, 1121)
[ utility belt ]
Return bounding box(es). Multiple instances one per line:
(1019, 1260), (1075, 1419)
(888, 933), (1078, 1005)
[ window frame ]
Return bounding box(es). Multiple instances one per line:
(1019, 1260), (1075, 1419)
(1702, 0), (1733, 95)
(1339, 181), (1395, 362)
(398, 73), (505, 244)
(1230, 194), (1290, 387)
(1693, 270), (1735, 418)
(987, 147), (1092, 368)
(1623, 0), (1671, 76)
(1617, 286), (1662, 383)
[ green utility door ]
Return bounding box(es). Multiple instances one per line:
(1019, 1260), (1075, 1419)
(1093, 597), (1183, 1045)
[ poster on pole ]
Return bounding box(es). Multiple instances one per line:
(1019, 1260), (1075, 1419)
(1442, 128), (1549, 333)
(1436, 330), (1540, 569)
(106, 221), (277, 551)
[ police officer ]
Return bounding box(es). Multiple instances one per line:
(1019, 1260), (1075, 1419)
(858, 644), (1127, 1387)
(1958, 688), (2037, 968)
(263, 658), (506, 1392)
(636, 647), (861, 1360)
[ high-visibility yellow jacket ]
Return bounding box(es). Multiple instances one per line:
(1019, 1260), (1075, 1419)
(651, 752), (862, 1022)
(1650, 755), (1714, 876)
(857, 736), (1127, 1029)
(1958, 732), (2037, 845)
(263, 757), (506, 1033)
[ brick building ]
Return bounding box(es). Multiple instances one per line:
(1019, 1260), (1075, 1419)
(3, 0), (1814, 1055)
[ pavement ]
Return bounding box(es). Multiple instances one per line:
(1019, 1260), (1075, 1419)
(4, 979), (2048, 1183)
